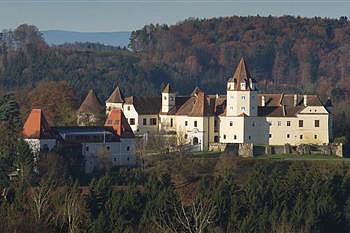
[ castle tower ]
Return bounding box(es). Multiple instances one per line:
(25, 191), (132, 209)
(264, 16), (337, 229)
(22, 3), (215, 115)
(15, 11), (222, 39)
(161, 83), (176, 113)
(106, 86), (124, 114)
(77, 89), (104, 126)
(226, 58), (257, 116)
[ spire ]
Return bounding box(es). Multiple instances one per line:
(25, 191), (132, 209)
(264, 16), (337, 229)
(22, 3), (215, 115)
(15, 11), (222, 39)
(191, 87), (202, 96)
(106, 86), (124, 103)
(162, 83), (174, 93)
(23, 109), (55, 139)
(229, 57), (253, 90)
(78, 89), (104, 114)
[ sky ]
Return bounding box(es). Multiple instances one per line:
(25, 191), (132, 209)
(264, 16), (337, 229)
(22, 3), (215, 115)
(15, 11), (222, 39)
(0, 0), (350, 32)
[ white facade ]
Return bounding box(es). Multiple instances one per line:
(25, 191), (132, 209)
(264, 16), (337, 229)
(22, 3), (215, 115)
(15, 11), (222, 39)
(24, 138), (57, 155)
(82, 140), (136, 173)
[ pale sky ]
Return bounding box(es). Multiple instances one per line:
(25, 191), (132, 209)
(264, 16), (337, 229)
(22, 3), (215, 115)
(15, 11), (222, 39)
(0, 0), (350, 32)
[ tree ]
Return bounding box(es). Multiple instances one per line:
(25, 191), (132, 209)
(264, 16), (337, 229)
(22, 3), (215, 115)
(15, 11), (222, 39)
(28, 81), (77, 125)
(0, 93), (22, 131)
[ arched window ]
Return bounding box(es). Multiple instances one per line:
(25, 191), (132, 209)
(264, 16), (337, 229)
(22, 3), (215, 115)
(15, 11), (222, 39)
(193, 137), (199, 145)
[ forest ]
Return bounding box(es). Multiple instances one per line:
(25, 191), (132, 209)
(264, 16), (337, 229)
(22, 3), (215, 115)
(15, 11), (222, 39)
(2, 16), (350, 232)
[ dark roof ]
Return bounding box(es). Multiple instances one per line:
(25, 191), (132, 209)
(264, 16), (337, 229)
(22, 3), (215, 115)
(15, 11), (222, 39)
(162, 83), (174, 93)
(53, 126), (120, 142)
(124, 96), (161, 115)
(220, 93), (326, 117)
(106, 86), (124, 103)
(228, 57), (255, 91)
(78, 89), (104, 114)
(160, 96), (190, 115)
(176, 89), (211, 117)
(257, 94), (323, 107)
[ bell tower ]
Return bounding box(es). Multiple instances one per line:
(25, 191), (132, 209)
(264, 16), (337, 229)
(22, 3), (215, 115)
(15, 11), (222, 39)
(161, 83), (176, 113)
(226, 58), (257, 116)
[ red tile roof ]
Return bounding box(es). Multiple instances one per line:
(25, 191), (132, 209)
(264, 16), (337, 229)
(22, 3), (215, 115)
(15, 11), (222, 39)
(104, 109), (135, 138)
(23, 109), (56, 139)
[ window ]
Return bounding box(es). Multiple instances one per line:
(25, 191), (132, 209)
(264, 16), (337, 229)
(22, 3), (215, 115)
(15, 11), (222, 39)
(170, 118), (173, 127)
(164, 96), (167, 100)
(114, 120), (120, 124)
(287, 134), (290, 139)
(230, 121), (233, 126)
(314, 135), (318, 139)
(268, 121), (272, 126)
(241, 107), (246, 111)
(241, 96), (246, 100)
(185, 121), (188, 126)
(130, 118), (135, 125)
(126, 146), (130, 151)
(194, 121), (197, 127)
(150, 118), (157, 125)
(299, 120), (303, 127)
(300, 135), (303, 139)
(234, 135), (237, 140)
(230, 106), (234, 110)
(278, 121), (281, 126)
(127, 106), (131, 111)
(287, 121), (291, 126)
(214, 119), (217, 128)
(86, 146), (89, 152)
(248, 136), (251, 140)
(269, 134), (272, 138)
(107, 120), (112, 124)
(230, 95), (234, 99)
(223, 134), (226, 139)
(214, 136), (219, 143)
(315, 120), (320, 127)
(106, 146), (110, 151)
(143, 118), (147, 125)
(252, 122), (255, 127)
(185, 134), (188, 139)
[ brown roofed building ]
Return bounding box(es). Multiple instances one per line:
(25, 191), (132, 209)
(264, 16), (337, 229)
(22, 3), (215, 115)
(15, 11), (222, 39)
(103, 58), (332, 150)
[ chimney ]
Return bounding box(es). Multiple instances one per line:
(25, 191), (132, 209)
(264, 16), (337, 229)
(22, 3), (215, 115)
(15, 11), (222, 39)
(294, 94), (298, 106)
(282, 105), (286, 116)
(303, 95), (307, 106)
(262, 95), (265, 107)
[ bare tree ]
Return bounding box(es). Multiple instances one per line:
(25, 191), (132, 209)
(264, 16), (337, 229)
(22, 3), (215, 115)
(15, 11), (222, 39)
(176, 127), (189, 154)
(154, 197), (217, 233)
(59, 185), (85, 233)
(30, 183), (53, 226)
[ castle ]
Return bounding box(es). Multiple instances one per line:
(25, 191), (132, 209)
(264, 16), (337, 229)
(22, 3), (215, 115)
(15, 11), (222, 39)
(79, 58), (333, 151)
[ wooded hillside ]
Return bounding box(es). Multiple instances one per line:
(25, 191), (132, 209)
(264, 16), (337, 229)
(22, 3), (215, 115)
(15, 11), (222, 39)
(1, 16), (350, 138)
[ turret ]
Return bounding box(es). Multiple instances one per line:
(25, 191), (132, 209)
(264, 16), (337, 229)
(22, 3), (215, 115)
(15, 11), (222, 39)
(161, 83), (176, 113)
(106, 86), (124, 115)
(226, 58), (258, 116)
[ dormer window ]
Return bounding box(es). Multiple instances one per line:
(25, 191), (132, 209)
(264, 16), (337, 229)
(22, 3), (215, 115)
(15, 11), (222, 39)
(240, 82), (246, 90)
